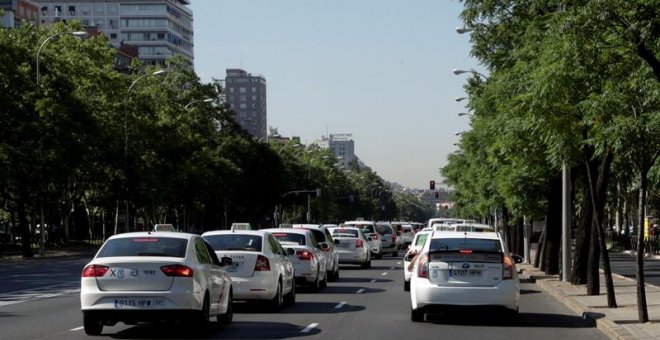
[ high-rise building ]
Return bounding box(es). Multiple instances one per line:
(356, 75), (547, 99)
(224, 69), (267, 140)
(33, 0), (193, 65)
(1, 0), (40, 28)
(315, 134), (356, 168)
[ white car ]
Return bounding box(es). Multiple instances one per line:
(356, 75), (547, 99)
(80, 232), (233, 335)
(401, 224), (415, 246)
(343, 220), (382, 258)
(328, 226), (372, 268)
(403, 228), (431, 291)
(263, 228), (328, 290)
(410, 231), (522, 322)
(293, 224), (340, 281)
(202, 230), (295, 310)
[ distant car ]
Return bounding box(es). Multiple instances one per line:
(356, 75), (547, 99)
(400, 225), (415, 246)
(80, 232), (233, 335)
(153, 224), (177, 232)
(202, 230), (295, 310)
(263, 228), (328, 290)
(410, 231), (522, 322)
(403, 228), (431, 291)
(292, 224), (340, 281)
(344, 220), (382, 259)
(328, 226), (372, 268)
(376, 222), (398, 257)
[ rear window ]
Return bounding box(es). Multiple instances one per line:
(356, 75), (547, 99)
(271, 232), (306, 245)
(203, 234), (263, 252)
(332, 229), (358, 237)
(415, 234), (429, 246)
(307, 229), (325, 242)
(429, 238), (502, 252)
(376, 225), (393, 235)
(97, 237), (188, 258)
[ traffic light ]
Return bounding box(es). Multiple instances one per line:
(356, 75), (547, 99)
(429, 180), (436, 190)
(434, 192), (439, 199)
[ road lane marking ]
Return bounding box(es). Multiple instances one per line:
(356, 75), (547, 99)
(356, 288), (365, 294)
(301, 323), (318, 333)
(70, 326), (84, 331)
(370, 279), (377, 283)
(334, 301), (346, 309)
(397, 261), (402, 265)
(381, 272), (388, 276)
(390, 266), (396, 270)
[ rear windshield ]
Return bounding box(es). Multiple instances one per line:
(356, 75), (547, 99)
(97, 237), (188, 258)
(203, 234), (263, 252)
(332, 229), (358, 237)
(415, 234), (429, 246)
(271, 232), (306, 245)
(429, 238), (502, 252)
(376, 225), (392, 235)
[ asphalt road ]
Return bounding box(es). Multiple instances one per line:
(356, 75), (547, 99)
(607, 252), (660, 286)
(0, 255), (606, 340)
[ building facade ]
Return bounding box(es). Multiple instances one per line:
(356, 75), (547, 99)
(224, 68), (267, 140)
(1, 0), (40, 28)
(315, 134), (356, 168)
(33, 0), (193, 65)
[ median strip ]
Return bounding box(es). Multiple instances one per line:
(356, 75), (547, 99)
(301, 323), (318, 333)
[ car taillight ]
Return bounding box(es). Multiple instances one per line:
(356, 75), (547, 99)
(296, 250), (314, 261)
(255, 255), (271, 271)
(82, 265), (109, 277)
(356, 239), (364, 248)
(371, 234), (379, 240)
(417, 253), (429, 278)
(391, 234), (396, 242)
(503, 255), (514, 280)
(161, 265), (193, 277)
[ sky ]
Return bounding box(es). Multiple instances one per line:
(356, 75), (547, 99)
(190, 0), (479, 189)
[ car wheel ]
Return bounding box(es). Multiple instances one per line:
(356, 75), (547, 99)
(393, 251), (398, 257)
(404, 280), (410, 292)
(269, 280), (283, 311)
(311, 271), (321, 291)
(83, 313), (103, 336)
(361, 260), (369, 269)
(197, 294), (211, 328)
(320, 271), (328, 289)
(375, 252), (382, 259)
(333, 266), (339, 281)
(284, 279), (296, 306)
(217, 288), (233, 325)
(411, 307), (425, 322)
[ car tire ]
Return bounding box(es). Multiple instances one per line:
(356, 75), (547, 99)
(196, 294), (211, 329)
(320, 271), (328, 289)
(83, 313), (103, 336)
(284, 279), (296, 306)
(411, 307), (425, 322)
(333, 266), (339, 281)
(375, 252), (382, 259)
(311, 271), (321, 291)
(269, 280), (284, 311)
(404, 280), (410, 292)
(217, 288), (233, 325)
(393, 251), (398, 257)
(361, 260), (369, 269)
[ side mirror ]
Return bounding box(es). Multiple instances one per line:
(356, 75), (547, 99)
(511, 254), (524, 264)
(286, 247), (295, 256)
(321, 243), (330, 251)
(220, 257), (233, 266)
(333, 239), (340, 245)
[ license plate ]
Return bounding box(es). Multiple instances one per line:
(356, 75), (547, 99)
(337, 243), (351, 248)
(113, 298), (164, 309)
(227, 262), (241, 272)
(449, 269), (482, 277)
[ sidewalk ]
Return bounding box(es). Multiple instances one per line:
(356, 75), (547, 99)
(519, 254), (660, 340)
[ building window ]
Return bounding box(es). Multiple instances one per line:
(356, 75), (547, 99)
(68, 6), (76, 15)
(251, 95), (257, 100)
(251, 87), (257, 93)
(240, 95), (246, 101)
(229, 88), (234, 93)
(41, 6), (48, 17)
(54, 6), (62, 16)
(239, 87), (246, 93)
(110, 33), (117, 39)
(239, 103), (247, 109)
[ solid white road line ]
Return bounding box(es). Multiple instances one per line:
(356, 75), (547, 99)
(70, 326), (84, 331)
(356, 288), (365, 294)
(334, 301), (347, 309)
(301, 323), (318, 333)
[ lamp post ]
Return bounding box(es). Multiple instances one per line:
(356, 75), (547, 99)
(455, 27), (472, 34)
(457, 112), (473, 117)
(184, 98), (214, 109)
(36, 31), (88, 86)
(455, 96), (468, 102)
(122, 69), (167, 232)
(452, 68), (488, 79)
(454, 131), (466, 136)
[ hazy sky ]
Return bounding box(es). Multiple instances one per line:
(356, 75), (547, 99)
(191, 0), (479, 189)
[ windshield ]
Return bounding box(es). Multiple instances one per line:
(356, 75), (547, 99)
(97, 237), (187, 258)
(203, 234), (263, 252)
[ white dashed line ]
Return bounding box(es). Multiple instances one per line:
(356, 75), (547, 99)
(334, 301), (346, 309)
(370, 279), (377, 283)
(397, 261), (402, 265)
(70, 326), (84, 331)
(381, 272), (388, 276)
(356, 288), (365, 294)
(301, 323), (318, 333)
(390, 267), (396, 270)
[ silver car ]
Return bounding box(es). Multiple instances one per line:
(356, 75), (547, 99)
(293, 224), (340, 281)
(328, 226), (372, 268)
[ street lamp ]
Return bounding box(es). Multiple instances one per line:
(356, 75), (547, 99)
(36, 31), (88, 86)
(122, 68), (167, 232)
(184, 97), (214, 109)
(457, 112), (473, 117)
(454, 131), (466, 136)
(453, 68), (488, 79)
(455, 97), (468, 102)
(456, 27), (472, 34)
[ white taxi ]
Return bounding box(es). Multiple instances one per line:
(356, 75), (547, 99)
(328, 226), (372, 268)
(80, 232), (233, 335)
(293, 224), (340, 281)
(410, 231), (522, 322)
(202, 230), (295, 310)
(403, 228), (431, 291)
(343, 220), (382, 258)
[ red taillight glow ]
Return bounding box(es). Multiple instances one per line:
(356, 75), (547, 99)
(82, 265), (109, 277)
(160, 264), (193, 277)
(255, 255), (271, 271)
(356, 239), (364, 248)
(503, 255), (514, 280)
(460, 249), (473, 254)
(417, 253), (429, 278)
(391, 234), (397, 242)
(296, 250), (314, 261)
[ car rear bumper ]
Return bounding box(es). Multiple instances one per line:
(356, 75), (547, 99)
(411, 278), (519, 311)
(82, 309), (200, 324)
(337, 251), (368, 264)
(230, 275), (277, 301)
(80, 279), (200, 311)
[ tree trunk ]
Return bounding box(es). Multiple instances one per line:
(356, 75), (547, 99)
(502, 206), (511, 252)
(636, 172), (649, 322)
(534, 226), (545, 268)
(587, 218), (601, 295)
(544, 175), (563, 275)
(515, 217), (524, 255)
(539, 224), (548, 271)
(573, 169), (594, 284)
(17, 198), (33, 258)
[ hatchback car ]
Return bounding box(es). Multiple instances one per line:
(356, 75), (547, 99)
(292, 224), (340, 281)
(202, 230), (295, 310)
(343, 220), (382, 258)
(80, 232), (233, 335)
(262, 228), (328, 290)
(328, 226), (372, 268)
(409, 231), (522, 322)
